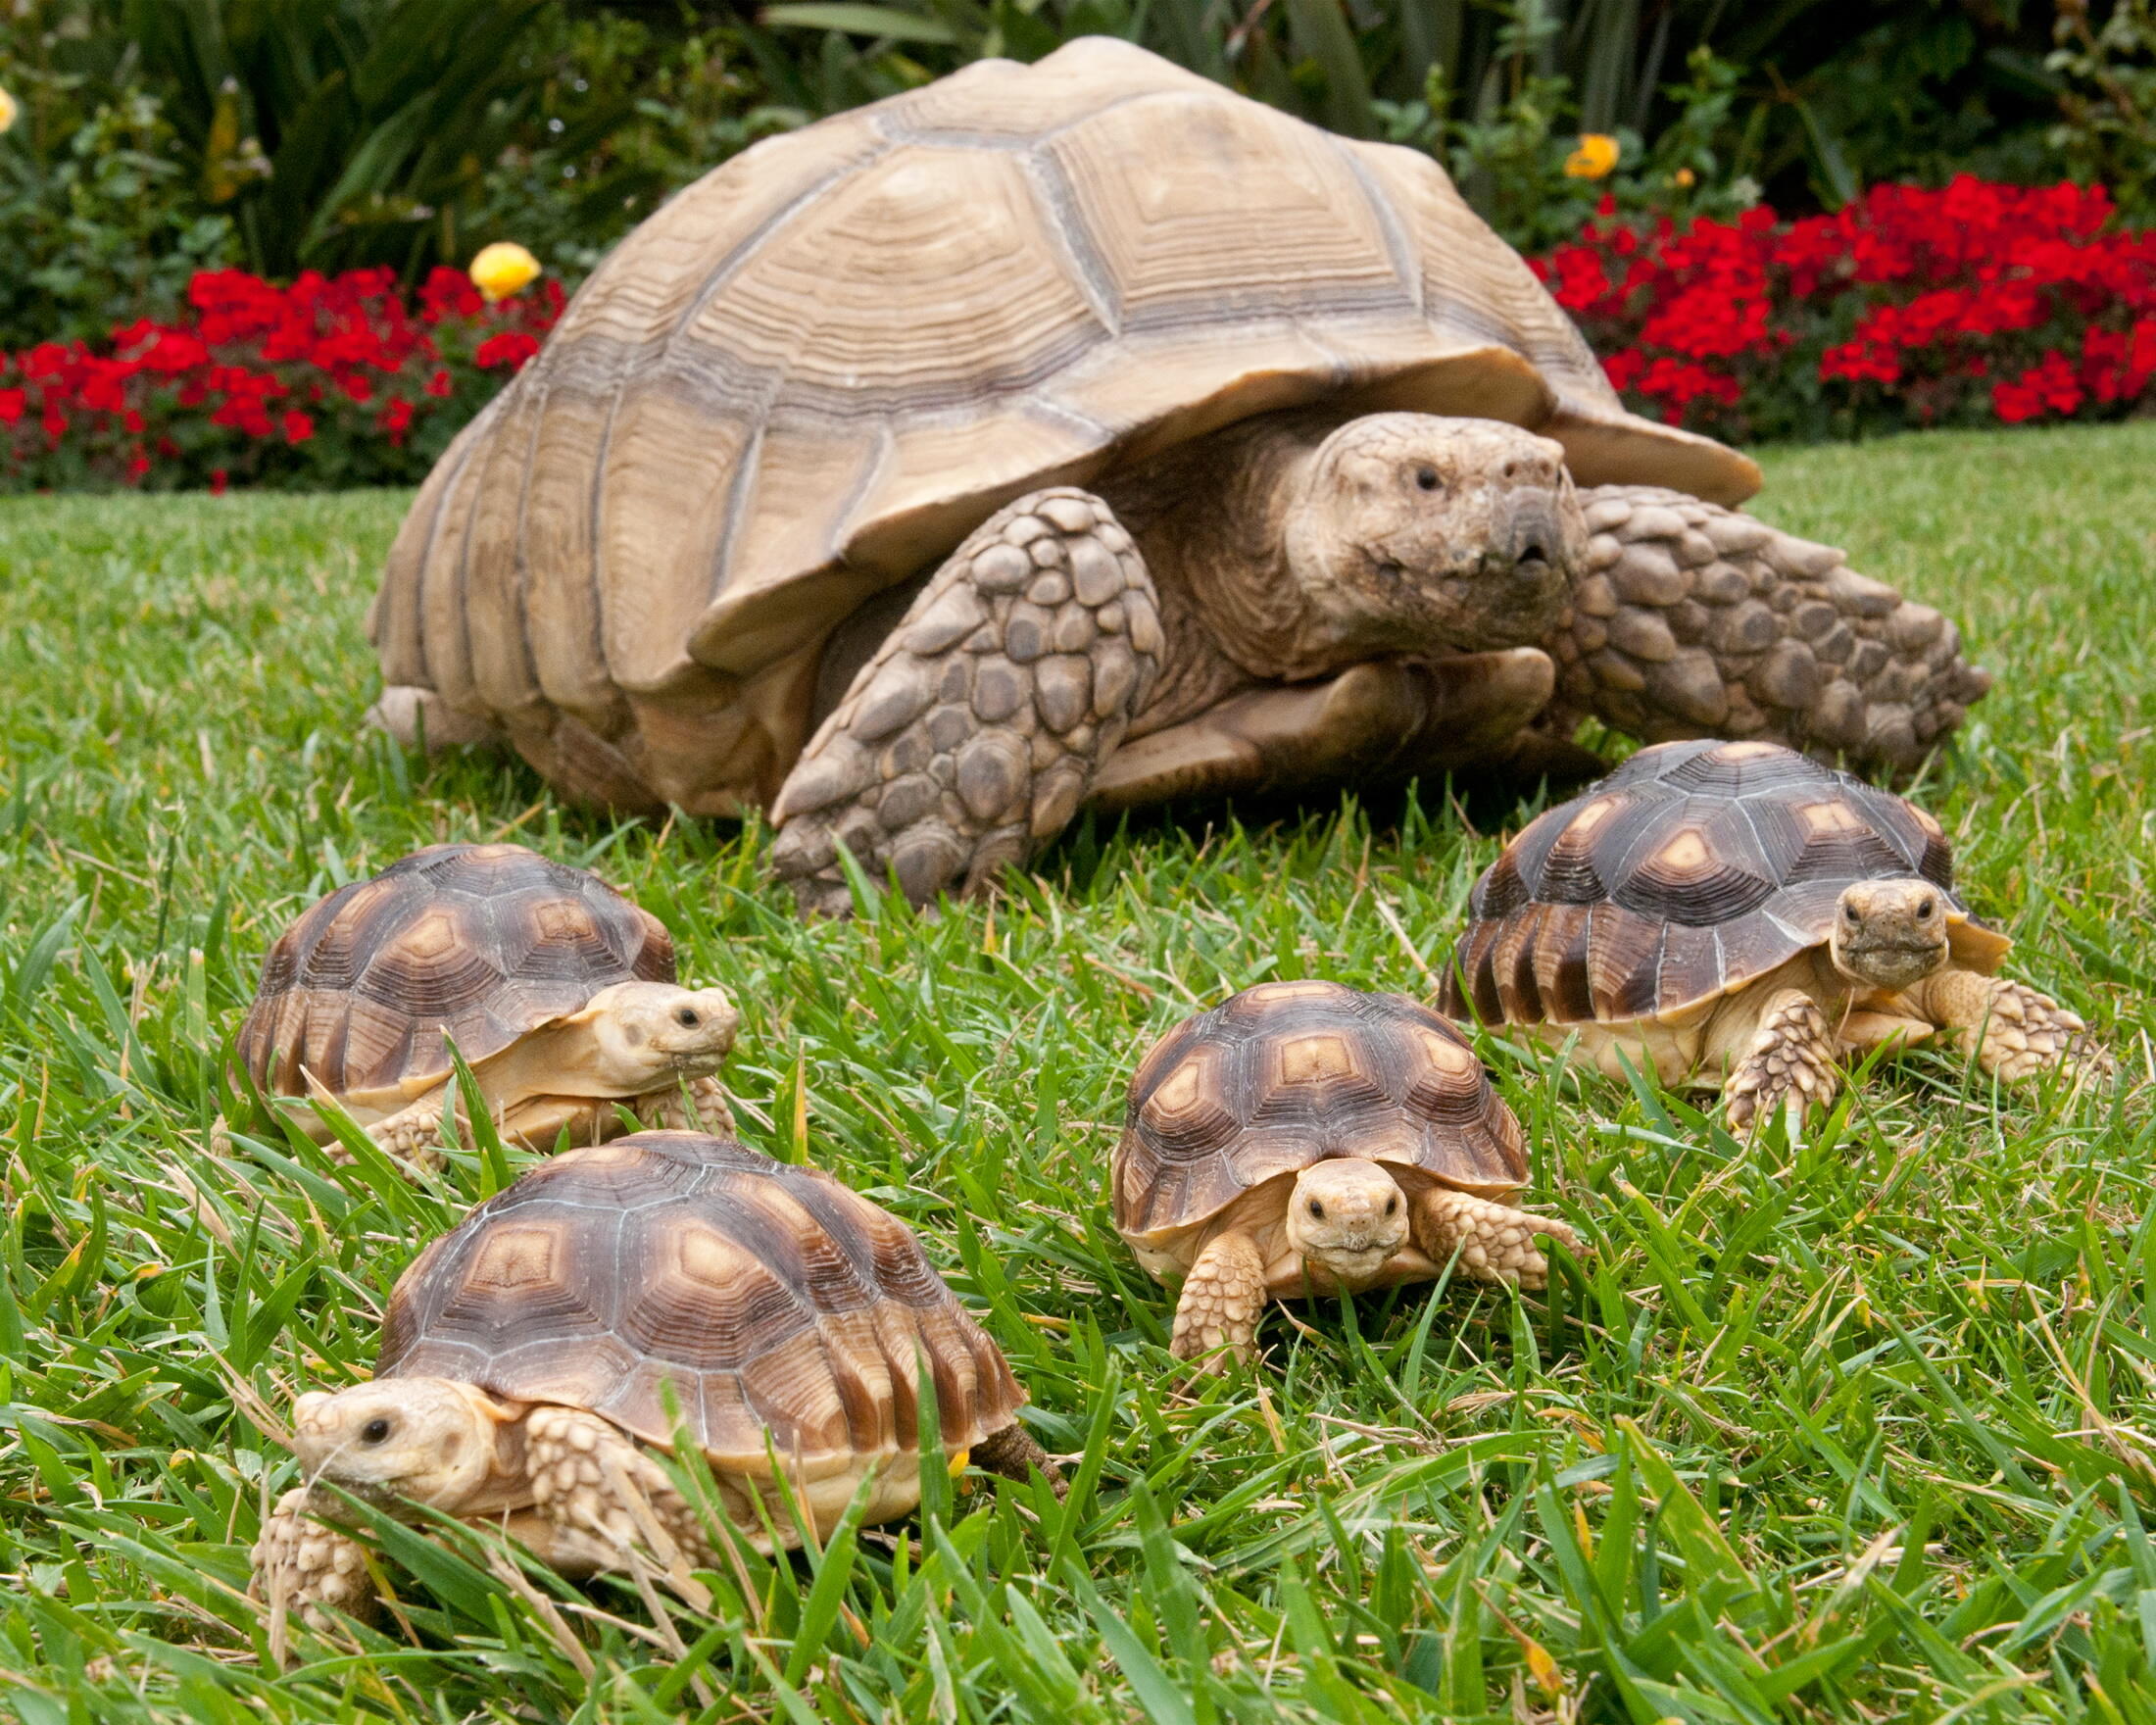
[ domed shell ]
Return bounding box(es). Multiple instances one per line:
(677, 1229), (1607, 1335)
(371, 35), (1760, 817)
(379, 1132), (1024, 1474)
(1113, 980), (1527, 1246)
(237, 843), (673, 1102)
(1439, 739), (2009, 1028)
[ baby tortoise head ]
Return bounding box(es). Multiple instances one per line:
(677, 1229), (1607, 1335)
(1829, 878), (1952, 993)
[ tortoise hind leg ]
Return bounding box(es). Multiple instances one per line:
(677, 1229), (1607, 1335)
(1548, 487), (1991, 773)
(770, 490), (1162, 916)
(366, 684), (505, 753)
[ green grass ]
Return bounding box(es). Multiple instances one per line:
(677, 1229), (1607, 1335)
(0, 419), (2150, 1724)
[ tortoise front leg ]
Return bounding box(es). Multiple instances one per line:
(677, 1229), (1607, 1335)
(1546, 486), (1991, 772)
(253, 1486), (380, 1659)
(1721, 986), (1840, 1130)
(1410, 1189), (1579, 1289)
(630, 1073), (734, 1135)
(770, 490), (1161, 915)
(524, 1405), (723, 1573)
(1169, 1230), (1267, 1372)
(1089, 649), (1557, 812)
(357, 1092), (453, 1171)
(1903, 968), (2108, 1084)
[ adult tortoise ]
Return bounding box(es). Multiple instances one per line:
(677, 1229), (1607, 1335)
(1113, 980), (1580, 1371)
(1438, 740), (2106, 1127)
(370, 38), (1988, 915)
(233, 844), (737, 1168)
(253, 1131), (1054, 1648)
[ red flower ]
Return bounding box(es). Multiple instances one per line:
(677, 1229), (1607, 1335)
(0, 389), (23, 425)
(474, 331), (540, 370)
(425, 369), (454, 397)
(283, 410), (316, 444)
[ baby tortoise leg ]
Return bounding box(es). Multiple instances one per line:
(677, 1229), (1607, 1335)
(631, 1074), (734, 1135)
(1908, 968), (2109, 1084)
(1723, 987), (1840, 1130)
(1411, 1189), (1580, 1289)
(971, 1419), (1065, 1496)
(355, 1095), (452, 1171)
(1089, 650), (1554, 812)
(1169, 1230), (1267, 1372)
(253, 1486), (380, 1657)
(1546, 486), (1991, 773)
(771, 490), (1161, 916)
(525, 1405), (716, 1579)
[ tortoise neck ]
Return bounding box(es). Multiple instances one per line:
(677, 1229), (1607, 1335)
(1099, 410), (1351, 685)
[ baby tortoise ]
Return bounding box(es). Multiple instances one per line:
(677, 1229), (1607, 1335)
(253, 1131), (1055, 1649)
(234, 844), (736, 1168)
(1440, 739), (2106, 1127)
(1112, 980), (1580, 1372)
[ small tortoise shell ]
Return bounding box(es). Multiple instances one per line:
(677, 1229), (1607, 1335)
(1439, 739), (1999, 1028)
(380, 1131), (1024, 1471)
(1113, 980), (1526, 1245)
(237, 843), (673, 1101)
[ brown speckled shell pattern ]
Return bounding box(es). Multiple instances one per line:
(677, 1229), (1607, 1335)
(380, 1132), (1024, 1469)
(1440, 739), (1974, 1028)
(1113, 980), (1527, 1241)
(237, 843), (673, 1100)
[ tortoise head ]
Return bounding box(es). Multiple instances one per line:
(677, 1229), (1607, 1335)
(576, 980), (741, 1089)
(1283, 1158), (1411, 1282)
(1282, 415), (1581, 659)
(1830, 878), (1953, 992)
(292, 1378), (515, 1511)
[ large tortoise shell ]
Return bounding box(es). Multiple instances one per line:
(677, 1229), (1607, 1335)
(371, 35), (1758, 818)
(237, 842), (672, 1101)
(1439, 739), (2006, 1028)
(1113, 980), (1526, 1244)
(380, 1132), (1023, 1471)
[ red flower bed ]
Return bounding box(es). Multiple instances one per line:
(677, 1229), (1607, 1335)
(1537, 175), (2156, 440)
(7, 178), (2149, 493)
(0, 267), (563, 491)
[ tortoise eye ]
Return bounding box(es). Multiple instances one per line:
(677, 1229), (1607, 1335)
(361, 1417), (391, 1445)
(1414, 466), (1439, 491)
(1843, 904), (1861, 923)
(1307, 1200), (1325, 1220)
(1916, 898), (1936, 919)
(675, 1008), (700, 1026)
(1384, 1196), (1398, 1217)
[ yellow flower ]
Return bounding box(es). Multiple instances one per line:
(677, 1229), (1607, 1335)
(1672, 167), (1696, 188)
(1564, 133), (1620, 180)
(0, 86), (19, 136)
(469, 241), (541, 303)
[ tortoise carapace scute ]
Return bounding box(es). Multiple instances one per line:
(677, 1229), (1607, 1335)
(379, 1131), (1022, 1467)
(1440, 739), (1973, 1028)
(1114, 979), (1526, 1244)
(237, 842), (672, 1099)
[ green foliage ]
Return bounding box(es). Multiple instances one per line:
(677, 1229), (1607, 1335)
(0, 19), (239, 346)
(2050, 0), (2156, 222)
(0, 422), (2151, 1717)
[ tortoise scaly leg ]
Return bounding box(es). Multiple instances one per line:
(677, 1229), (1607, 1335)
(358, 1094), (453, 1171)
(631, 1073), (734, 1135)
(524, 1405), (722, 1575)
(1547, 486), (1991, 772)
(770, 489), (1161, 916)
(1169, 1230), (1267, 1371)
(1723, 987), (1840, 1131)
(1906, 968), (2109, 1084)
(253, 1486), (380, 1657)
(1411, 1189), (1579, 1289)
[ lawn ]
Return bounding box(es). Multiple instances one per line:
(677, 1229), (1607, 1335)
(0, 419), (2150, 1725)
